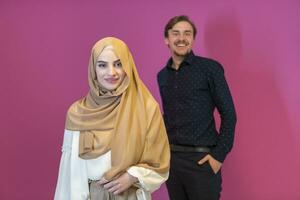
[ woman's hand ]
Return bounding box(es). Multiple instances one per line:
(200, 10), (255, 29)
(97, 172), (138, 195)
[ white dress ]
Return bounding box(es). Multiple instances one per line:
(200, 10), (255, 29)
(54, 130), (168, 200)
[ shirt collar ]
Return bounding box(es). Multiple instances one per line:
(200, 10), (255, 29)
(166, 51), (195, 69)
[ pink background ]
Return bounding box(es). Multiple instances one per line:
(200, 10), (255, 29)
(1, 1), (299, 199)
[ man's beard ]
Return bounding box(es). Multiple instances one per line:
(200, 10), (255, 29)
(174, 49), (191, 57)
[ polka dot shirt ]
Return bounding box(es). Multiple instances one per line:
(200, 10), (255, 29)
(157, 51), (237, 162)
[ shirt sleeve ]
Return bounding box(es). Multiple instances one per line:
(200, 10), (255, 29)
(127, 166), (169, 193)
(54, 130), (90, 200)
(208, 61), (237, 163)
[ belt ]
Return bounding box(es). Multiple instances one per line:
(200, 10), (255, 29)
(170, 144), (210, 153)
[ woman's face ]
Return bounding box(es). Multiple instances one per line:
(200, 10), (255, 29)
(96, 46), (126, 91)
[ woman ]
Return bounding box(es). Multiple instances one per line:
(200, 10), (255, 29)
(54, 37), (170, 200)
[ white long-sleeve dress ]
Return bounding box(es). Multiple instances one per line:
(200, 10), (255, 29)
(54, 130), (168, 200)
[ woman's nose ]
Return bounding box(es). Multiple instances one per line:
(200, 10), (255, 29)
(107, 65), (116, 75)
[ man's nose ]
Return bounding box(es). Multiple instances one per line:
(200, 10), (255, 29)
(178, 33), (186, 40)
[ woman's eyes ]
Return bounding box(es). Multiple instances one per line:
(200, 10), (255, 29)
(97, 63), (106, 68)
(115, 61), (122, 68)
(97, 61), (122, 68)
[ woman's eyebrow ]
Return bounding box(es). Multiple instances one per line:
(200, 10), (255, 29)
(113, 59), (121, 63)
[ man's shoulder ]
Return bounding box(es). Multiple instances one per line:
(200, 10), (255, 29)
(193, 55), (220, 65)
(157, 66), (168, 80)
(192, 55), (224, 72)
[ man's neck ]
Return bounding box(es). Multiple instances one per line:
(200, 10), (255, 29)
(171, 55), (185, 70)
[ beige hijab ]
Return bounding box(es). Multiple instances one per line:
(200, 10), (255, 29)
(65, 37), (170, 180)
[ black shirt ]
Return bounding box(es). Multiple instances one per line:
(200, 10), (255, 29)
(157, 51), (236, 162)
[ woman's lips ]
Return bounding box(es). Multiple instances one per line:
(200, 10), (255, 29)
(105, 78), (119, 84)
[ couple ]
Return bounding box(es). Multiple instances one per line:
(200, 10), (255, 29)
(54, 15), (236, 200)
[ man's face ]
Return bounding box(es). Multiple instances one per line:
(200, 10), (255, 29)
(165, 21), (195, 58)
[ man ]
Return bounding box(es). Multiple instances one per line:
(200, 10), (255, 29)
(157, 15), (237, 200)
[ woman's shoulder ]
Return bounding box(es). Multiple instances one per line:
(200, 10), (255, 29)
(143, 94), (161, 120)
(66, 97), (85, 114)
(142, 91), (159, 110)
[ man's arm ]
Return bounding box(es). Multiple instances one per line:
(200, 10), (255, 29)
(208, 61), (237, 163)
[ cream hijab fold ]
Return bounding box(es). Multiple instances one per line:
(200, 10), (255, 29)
(65, 37), (170, 180)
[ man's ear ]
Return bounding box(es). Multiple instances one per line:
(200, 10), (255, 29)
(164, 37), (170, 46)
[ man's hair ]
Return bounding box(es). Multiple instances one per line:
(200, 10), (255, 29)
(164, 15), (197, 38)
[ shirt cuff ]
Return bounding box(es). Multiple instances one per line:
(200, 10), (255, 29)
(127, 166), (169, 193)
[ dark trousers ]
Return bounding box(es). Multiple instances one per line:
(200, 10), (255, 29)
(166, 152), (222, 200)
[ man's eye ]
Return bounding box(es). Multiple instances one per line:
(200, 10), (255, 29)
(185, 32), (192, 36)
